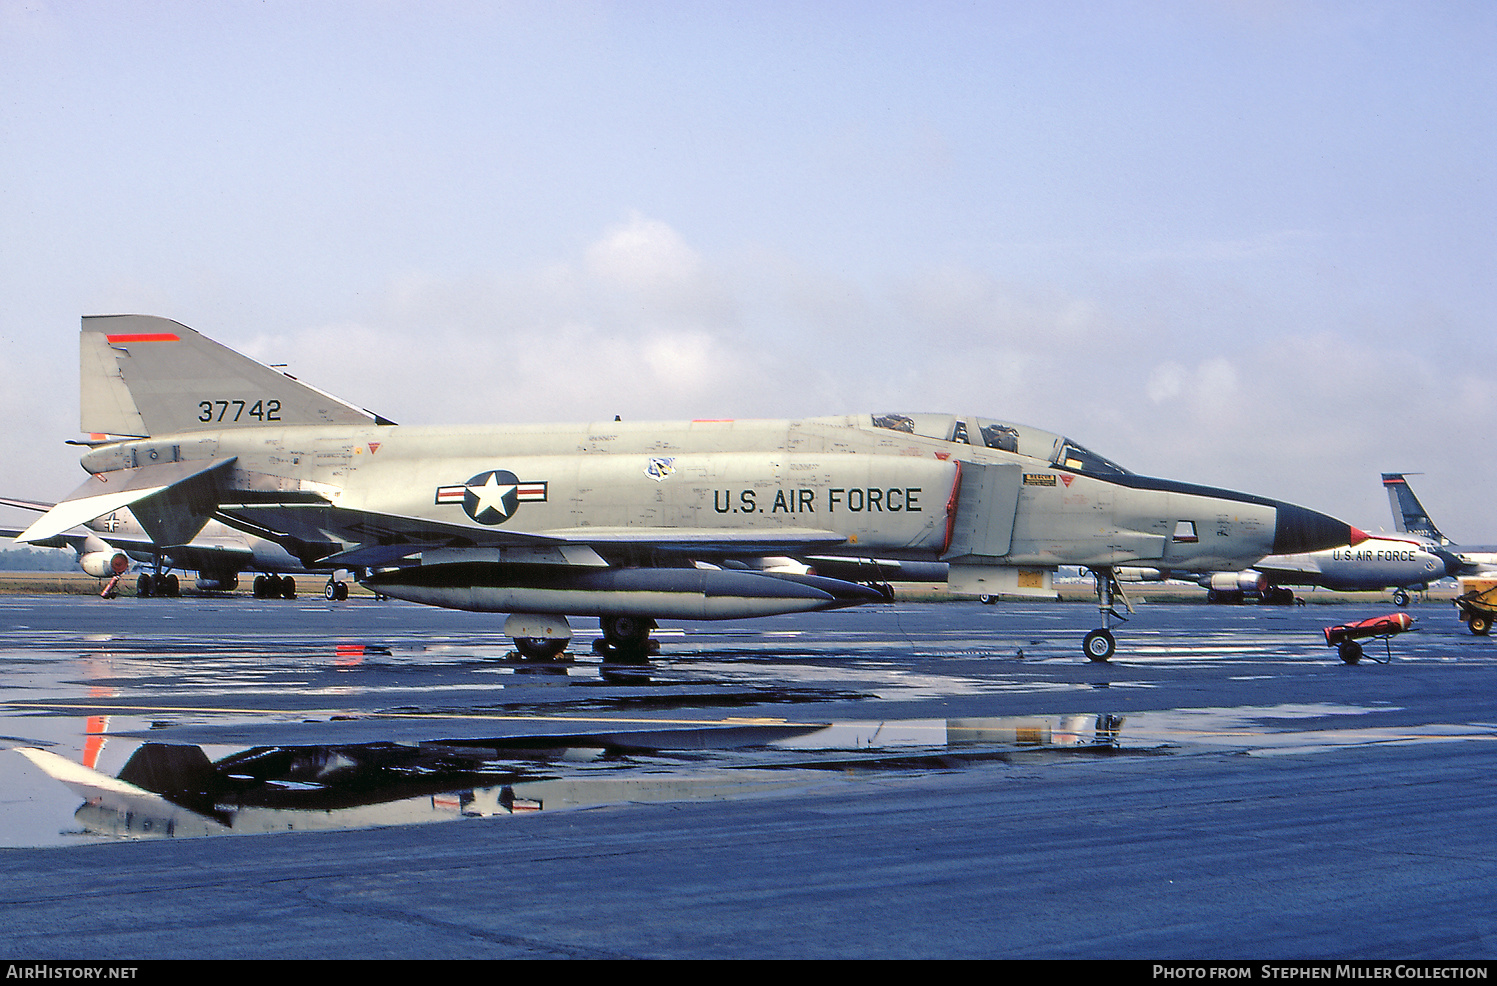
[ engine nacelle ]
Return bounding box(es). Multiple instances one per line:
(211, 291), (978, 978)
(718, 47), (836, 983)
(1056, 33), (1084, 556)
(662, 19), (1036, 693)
(78, 536), (129, 578)
(1208, 571), (1268, 595)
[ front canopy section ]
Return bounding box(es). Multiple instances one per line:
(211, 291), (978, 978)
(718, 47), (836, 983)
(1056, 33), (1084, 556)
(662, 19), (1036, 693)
(868, 413), (1132, 478)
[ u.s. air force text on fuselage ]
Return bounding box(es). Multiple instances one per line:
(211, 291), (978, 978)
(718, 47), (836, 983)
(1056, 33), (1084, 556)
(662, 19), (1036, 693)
(711, 486), (922, 515)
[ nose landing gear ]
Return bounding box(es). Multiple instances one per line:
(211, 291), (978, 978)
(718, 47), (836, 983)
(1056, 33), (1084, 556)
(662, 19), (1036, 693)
(1083, 567), (1133, 662)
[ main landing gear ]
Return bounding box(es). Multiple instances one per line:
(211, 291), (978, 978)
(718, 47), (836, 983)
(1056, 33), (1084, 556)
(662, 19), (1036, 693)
(135, 571), (179, 598)
(592, 614), (660, 661)
(1083, 566), (1134, 662)
(135, 550), (180, 597)
(252, 575), (297, 599)
(503, 613), (574, 661)
(323, 578), (350, 601)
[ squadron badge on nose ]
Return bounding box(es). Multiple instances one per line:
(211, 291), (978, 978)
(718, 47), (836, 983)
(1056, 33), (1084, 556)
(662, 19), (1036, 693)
(435, 470), (548, 525)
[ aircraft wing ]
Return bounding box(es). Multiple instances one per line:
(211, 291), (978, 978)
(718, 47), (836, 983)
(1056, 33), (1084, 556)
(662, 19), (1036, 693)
(537, 527), (851, 555)
(0, 497), (53, 513)
(239, 507), (850, 569)
(220, 503), (569, 568)
(156, 542), (257, 571)
(1252, 553), (1323, 577)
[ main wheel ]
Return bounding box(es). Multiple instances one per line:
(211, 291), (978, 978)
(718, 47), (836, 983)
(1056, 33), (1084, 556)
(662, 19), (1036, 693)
(602, 614), (654, 648)
(1083, 628), (1116, 662)
(136, 573), (154, 598)
(514, 637), (568, 660)
(1470, 614), (1492, 636)
(1339, 640), (1364, 664)
(162, 573), (179, 597)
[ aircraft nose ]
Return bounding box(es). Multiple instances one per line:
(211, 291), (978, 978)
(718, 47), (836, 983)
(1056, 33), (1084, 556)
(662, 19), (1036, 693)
(1272, 503), (1367, 555)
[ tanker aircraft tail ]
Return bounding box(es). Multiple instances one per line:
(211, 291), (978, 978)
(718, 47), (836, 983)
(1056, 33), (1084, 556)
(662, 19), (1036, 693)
(1384, 473), (1444, 543)
(21, 314), (1366, 662)
(1383, 473), (1497, 576)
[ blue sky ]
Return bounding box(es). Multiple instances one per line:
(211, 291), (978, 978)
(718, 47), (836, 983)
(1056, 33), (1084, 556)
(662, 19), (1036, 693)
(2, 1), (1494, 540)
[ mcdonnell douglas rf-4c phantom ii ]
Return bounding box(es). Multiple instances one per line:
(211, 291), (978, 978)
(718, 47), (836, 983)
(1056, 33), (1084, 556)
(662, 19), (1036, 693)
(18, 316), (1366, 661)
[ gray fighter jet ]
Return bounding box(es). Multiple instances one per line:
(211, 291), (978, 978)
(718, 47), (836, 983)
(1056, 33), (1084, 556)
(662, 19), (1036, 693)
(17, 315), (1364, 661)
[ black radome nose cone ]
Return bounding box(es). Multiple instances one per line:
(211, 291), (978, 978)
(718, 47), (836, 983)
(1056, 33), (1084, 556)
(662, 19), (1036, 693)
(1273, 502), (1367, 555)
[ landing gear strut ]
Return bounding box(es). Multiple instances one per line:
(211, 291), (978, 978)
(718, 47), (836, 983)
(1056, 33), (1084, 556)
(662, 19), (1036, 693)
(1083, 566), (1132, 662)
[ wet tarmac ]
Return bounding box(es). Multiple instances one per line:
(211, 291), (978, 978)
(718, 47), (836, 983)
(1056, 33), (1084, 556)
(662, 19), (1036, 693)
(2, 592), (1496, 958)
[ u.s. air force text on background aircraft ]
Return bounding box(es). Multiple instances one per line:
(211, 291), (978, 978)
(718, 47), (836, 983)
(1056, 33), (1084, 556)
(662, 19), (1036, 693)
(16, 314), (1363, 662)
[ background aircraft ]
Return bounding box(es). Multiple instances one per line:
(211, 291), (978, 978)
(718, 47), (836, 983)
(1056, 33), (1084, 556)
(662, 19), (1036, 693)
(1, 497), (352, 599)
(1195, 532), (1458, 606)
(1383, 473), (1497, 576)
(17, 315), (1362, 661)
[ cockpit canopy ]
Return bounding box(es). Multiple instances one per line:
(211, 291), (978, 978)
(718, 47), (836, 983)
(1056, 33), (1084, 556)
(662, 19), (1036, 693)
(870, 413), (1131, 478)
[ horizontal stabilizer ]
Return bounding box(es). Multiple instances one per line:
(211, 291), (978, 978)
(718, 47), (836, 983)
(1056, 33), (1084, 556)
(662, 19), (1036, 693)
(17, 458), (236, 546)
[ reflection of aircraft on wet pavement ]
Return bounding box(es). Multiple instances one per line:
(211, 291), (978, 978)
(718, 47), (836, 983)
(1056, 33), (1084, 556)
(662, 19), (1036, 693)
(16, 315), (1362, 661)
(15, 715), (1125, 838)
(1, 497), (352, 599)
(1383, 473), (1497, 576)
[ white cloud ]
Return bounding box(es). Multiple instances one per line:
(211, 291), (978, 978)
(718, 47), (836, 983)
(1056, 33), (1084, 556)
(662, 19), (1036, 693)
(584, 213), (705, 292)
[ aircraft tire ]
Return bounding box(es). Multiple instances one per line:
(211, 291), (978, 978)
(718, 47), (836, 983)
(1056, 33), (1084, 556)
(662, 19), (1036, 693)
(979, 594), (997, 605)
(1339, 640), (1364, 664)
(136, 573), (153, 598)
(1470, 615), (1492, 636)
(324, 581), (337, 601)
(163, 573), (179, 597)
(336, 581), (349, 601)
(602, 614), (655, 648)
(281, 577), (296, 599)
(1083, 628), (1115, 662)
(513, 637), (568, 660)
(1393, 589), (1410, 607)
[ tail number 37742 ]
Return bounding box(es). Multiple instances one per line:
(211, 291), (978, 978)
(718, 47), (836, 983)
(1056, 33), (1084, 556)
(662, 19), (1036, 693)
(198, 399), (282, 423)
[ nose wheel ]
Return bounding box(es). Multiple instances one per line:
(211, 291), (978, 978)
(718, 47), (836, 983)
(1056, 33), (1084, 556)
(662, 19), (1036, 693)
(1084, 628), (1116, 662)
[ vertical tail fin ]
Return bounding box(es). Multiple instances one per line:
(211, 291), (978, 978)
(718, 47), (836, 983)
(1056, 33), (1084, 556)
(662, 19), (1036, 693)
(1382, 473), (1445, 544)
(81, 315), (393, 438)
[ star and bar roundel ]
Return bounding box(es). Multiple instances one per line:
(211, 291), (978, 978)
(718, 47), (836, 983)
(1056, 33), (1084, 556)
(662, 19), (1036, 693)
(435, 470), (547, 525)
